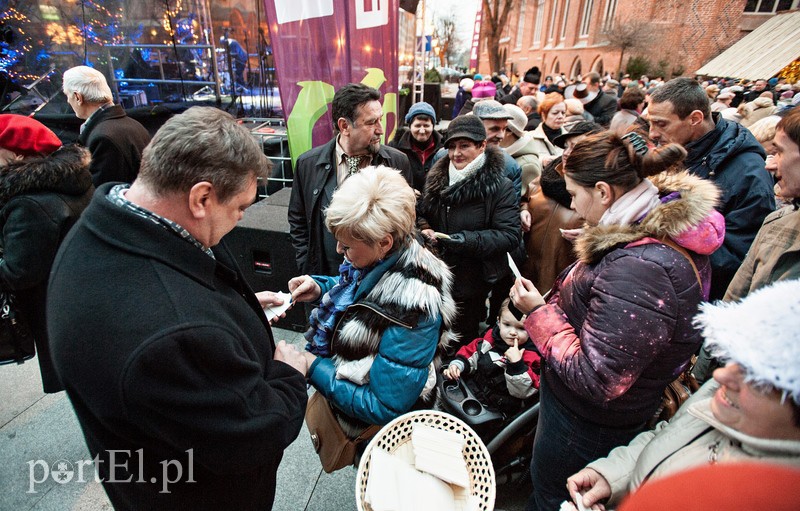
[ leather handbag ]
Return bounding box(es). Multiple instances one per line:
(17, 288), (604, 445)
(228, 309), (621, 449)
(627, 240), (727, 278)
(649, 356), (701, 428)
(305, 391), (380, 473)
(0, 292), (35, 365)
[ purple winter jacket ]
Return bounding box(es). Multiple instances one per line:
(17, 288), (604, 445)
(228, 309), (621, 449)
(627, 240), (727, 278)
(525, 172), (724, 427)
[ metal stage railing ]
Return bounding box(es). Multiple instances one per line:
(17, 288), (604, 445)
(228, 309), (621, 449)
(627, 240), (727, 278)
(241, 117), (292, 200)
(105, 43), (222, 106)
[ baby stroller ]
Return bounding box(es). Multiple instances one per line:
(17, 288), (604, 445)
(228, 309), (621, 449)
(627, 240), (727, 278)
(437, 373), (539, 486)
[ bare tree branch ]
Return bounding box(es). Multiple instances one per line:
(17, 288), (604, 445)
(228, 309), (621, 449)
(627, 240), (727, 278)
(481, 0), (516, 73)
(433, 14), (460, 67)
(604, 20), (659, 76)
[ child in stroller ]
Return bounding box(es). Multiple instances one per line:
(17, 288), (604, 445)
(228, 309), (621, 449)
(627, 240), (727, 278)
(441, 298), (541, 439)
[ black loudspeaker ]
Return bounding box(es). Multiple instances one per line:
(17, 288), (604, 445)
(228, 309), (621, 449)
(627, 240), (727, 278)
(440, 96), (454, 121)
(424, 83), (442, 117)
(222, 187), (307, 331)
(400, 0), (420, 13)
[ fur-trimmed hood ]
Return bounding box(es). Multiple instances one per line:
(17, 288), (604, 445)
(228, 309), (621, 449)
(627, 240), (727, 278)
(421, 145), (508, 208)
(0, 145), (92, 210)
(574, 171), (722, 264)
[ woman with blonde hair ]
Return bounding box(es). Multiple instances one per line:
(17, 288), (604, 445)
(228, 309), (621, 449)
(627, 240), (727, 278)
(290, 166), (456, 439)
(705, 83), (720, 103)
(512, 131), (725, 510)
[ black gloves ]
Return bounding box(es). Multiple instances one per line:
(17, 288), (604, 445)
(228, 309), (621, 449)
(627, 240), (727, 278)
(439, 232), (473, 253)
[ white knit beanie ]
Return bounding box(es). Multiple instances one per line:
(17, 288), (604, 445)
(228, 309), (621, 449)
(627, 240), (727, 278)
(694, 279), (800, 403)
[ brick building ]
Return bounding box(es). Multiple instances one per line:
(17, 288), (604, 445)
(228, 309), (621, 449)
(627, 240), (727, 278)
(478, 0), (799, 80)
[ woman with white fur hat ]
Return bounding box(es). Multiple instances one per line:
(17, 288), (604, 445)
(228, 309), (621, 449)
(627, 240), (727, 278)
(566, 279), (800, 510)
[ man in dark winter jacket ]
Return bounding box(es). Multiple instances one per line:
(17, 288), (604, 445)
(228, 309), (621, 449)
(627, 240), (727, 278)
(743, 78), (770, 103)
(288, 83), (411, 276)
(648, 77), (776, 299)
(499, 66), (541, 106)
(568, 72), (618, 126)
(62, 66), (151, 186)
(517, 95), (542, 130)
(49, 107), (309, 511)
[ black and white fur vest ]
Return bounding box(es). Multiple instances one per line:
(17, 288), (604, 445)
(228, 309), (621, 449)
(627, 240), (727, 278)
(329, 238), (457, 434)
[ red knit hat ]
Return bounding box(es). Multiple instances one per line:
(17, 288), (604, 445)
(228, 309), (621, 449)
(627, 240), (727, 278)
(0, 114), (62, 157)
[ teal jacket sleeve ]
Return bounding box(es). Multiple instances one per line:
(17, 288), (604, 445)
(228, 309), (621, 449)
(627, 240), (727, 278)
(311, 275), (340, 297)
(308, 314), (441, 425)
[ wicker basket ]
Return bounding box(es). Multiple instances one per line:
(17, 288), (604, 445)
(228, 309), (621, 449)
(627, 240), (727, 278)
(355, 410), (495, 511)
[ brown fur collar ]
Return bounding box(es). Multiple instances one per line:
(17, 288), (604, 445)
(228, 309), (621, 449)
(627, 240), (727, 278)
(0, 145), (92, 210)
(420, 145), (507, 208)
(574, 171), (720, 264)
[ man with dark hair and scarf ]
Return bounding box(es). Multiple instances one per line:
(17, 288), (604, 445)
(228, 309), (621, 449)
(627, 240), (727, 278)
(289, 83), (412, 277)
(648, 77), (775, 299)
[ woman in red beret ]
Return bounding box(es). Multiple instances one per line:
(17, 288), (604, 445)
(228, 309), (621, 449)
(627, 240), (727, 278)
(0, 114), (93, 392)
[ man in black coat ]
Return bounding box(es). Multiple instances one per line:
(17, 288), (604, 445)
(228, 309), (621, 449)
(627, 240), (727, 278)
(743, 78), (769, 103)
(63, 66), (151, 187)
(648, 77), (776, 300)
(49, 107), (308, 510)
(499, 66), (541, 106)
(567, 72), (618, 127)
(517, 95), (541, 130)
(288, 83), (412, 276)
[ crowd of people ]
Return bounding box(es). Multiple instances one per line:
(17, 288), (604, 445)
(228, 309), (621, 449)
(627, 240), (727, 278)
(1, 64), (798, 510)
(441, 70), (799, 510)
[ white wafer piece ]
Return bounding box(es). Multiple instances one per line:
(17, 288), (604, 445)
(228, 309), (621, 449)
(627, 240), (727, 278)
(411, 424), (469, 488)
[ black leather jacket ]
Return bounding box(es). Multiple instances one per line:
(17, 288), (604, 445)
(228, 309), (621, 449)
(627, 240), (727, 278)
(288, 138), (411, 275)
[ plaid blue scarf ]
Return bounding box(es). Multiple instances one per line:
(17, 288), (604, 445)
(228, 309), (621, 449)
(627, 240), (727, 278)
(305, 260), (373, 356)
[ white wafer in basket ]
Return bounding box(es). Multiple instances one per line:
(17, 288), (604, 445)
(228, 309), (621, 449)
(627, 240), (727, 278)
(356, 410), (495, 511)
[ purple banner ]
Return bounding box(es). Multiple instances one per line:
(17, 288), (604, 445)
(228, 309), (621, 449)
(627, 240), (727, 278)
(264, 0), (399, 164)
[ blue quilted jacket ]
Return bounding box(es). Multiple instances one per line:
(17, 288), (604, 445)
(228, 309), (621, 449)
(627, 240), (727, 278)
(307, 240), (455, 427)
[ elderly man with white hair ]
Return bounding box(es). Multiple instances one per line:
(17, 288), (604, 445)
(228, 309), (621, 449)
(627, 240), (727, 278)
(62, 65), (151, 186)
